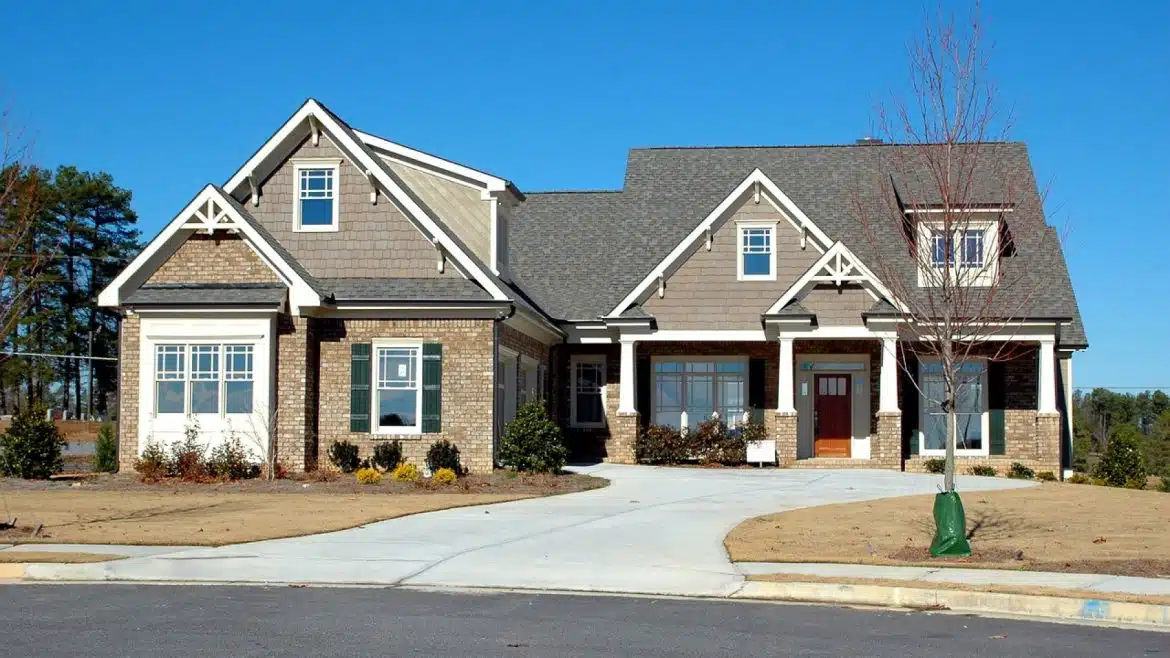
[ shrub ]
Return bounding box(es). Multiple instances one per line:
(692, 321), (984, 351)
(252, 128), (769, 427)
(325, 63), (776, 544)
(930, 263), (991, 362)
(426, 439), (463, 476)
(696, 417), (749, 466)
(1066, 472), (1090, 485)
(1159, 474), (1170, 493)
(371, 441), (403, 472)
(355, 467), (382, 485)
(168, 423), (207, 481)
(135, 441), (170, 482)
(968, 465), (997, 477)
(207, 435), (257, 480)
(391, 462), (419, 482)
(1007, 462), (1035, 480)
(0, 405), (65, 479)
(499, 400), (568, 473)
(1124, 477), (1147, 490)
(94, 422), (118, 473)
(637, 424), (689, 465)
(923, 458), (946, 474)
(1094, 425), (1146, 487)
(1037, 471), (1058, 482)
(328, 440), (361, 473)
(432, 467), (457, 485)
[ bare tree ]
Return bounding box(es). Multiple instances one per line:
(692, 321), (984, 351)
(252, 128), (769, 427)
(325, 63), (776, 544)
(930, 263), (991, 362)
(237, 403), (281, 481)
(856, 5), (1059, 492)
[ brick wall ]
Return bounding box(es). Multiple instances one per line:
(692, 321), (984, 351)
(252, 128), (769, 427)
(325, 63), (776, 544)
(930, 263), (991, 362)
(117, 313), (140, 471)
(146, 233), (280, 285)
(317, 318), (495, 474)
(275, 315), (319, 472)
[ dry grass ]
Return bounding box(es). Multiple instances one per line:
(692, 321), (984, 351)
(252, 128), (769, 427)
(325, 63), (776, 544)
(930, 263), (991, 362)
(0, 491), (529, 546)
(748, 573), (1170, 607)
(0, 552), (124, 564)
(726, 482), (1170, 578)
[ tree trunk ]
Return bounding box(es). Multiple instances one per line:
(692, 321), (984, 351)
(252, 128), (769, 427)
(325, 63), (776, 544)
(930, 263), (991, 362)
(945, 407), (957, 492)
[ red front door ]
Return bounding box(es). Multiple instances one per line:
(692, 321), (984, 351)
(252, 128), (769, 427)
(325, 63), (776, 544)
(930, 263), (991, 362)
(814, 374), (852, 457)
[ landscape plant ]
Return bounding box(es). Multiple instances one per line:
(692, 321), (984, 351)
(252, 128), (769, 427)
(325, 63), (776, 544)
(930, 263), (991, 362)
(967, 465), (996, 477)
(1007, 462), (1035, 480)
(355, 467), (382, 485)
(499, 400), (568, 473)
(0, 404), (65, 479)
(432, 467), (457, 485)
(94, 422), (118, 473)
(425, 439), (463, 476)
(371, 440), (403, 471)
(1093, 425), (1146, 488)
(391, 462), (419, 482)
(328, 440), (361, 473)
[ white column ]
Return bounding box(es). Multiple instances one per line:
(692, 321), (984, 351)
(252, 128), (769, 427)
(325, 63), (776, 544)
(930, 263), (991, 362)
(1038, 337), (1057, 413)
(778, 337), (795, 413)
(879, 336), (899, 412)
(618, 338), (637, 413)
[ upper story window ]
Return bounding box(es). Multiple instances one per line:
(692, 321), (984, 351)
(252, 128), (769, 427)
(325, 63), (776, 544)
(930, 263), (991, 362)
(293, 161), (340, 232)
(917, 219), (999, 286)
(930, 229), (986, 269)
(959, 230), (984, 268)
(737, 222), (777, 281)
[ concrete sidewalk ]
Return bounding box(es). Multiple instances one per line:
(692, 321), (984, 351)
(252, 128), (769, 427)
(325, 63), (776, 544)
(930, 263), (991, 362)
(737, 562), (1170, 597)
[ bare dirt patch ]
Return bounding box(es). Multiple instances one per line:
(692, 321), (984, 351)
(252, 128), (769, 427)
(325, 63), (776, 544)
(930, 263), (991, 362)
(0, 552), (124, 564)
(726, 482), (1170, 579)
(0, 471), (606, 546)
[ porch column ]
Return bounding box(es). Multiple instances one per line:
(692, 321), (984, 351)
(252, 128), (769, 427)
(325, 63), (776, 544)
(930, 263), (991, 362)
(879, 336), (899, 412)
(1037, 337), (1056, 413)
(777, 337), (795, 413)
(618, 338), (637, 413)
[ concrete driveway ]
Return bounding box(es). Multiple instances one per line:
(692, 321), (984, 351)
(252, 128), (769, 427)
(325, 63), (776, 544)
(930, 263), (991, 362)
(31, 465), (1032, 596)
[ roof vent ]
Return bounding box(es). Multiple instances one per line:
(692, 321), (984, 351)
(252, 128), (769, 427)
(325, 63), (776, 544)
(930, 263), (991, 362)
(855, 136), (884, 145)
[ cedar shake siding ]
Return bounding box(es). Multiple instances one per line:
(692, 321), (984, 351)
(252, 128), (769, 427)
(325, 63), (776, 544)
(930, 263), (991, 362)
(799, 285), (873, 326)
(383, 158), (493, 266)
(146, 234), (280, 286)
(643, 198), (819, 329)
(245, 136), (459, 280)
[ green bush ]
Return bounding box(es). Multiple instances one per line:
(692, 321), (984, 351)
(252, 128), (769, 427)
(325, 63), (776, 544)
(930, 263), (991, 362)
(134, 440), (170, 482)
(207, 435), (257, 480)
(0, 405), (65, 479)
(1007, 462), (1035, 480)
(1037, 471), (1058, 482)
(923, 458), (946, 474)
(94, 422), (118, 473)
(500, 400), (568, 473)
(968, 465), (997, 477)
(371, 441), (403, 472)
(1094, 425), (1146, 487)
(1159, 474), (1170, 493)
(1124, 477), (1147, 490)
(426, 439), (463, 476)
(328, 440), (361, 473)
(1066, 472), (1090, 485)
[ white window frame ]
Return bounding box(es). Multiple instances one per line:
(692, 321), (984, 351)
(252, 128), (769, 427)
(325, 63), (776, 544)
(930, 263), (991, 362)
(293, 159), (342, 232)
(918, 357), (990, 457)
(649, 356), (749, 429)
(736, 221), (777, 281)
(372, 339), (424, 436)
(916, 219), (999, 286)
(153, 342), (257, 417)
(570, 354), (607, 429)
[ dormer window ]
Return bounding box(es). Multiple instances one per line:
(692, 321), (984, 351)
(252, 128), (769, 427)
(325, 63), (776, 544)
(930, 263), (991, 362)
(737, 222), (777, 281)
(959, 230), (984, 268)
(917, 219), (999, 286)
(293, 160), (341, 232)
(930, 229), (987, 269)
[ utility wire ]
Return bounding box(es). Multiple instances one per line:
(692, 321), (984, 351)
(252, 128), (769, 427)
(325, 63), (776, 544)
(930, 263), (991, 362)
(0, 351), (117, 361)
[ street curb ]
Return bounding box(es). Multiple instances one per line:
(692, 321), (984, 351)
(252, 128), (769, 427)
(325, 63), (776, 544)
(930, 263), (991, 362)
(0, 564), (27, 579)
(733, 581), (1170, 629)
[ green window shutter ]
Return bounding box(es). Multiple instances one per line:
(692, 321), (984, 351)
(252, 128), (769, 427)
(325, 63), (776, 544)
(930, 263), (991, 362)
(989, 361), (1006, 455)
(422, 342), (443, 433)
(350, 343), (372, 433)
(635, 356), (651, 428)
(748, 358), (767, 424)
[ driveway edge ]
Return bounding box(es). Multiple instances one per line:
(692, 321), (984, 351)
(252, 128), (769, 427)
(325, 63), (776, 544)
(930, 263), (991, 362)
(734, 581), (1170, 630)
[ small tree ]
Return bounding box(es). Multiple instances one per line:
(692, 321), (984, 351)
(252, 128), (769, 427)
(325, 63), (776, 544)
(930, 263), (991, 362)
(500, 400), (568, 473)
(93, 421), (118, 473)
(1094, 425), (1145, 488)
(238, 403), (281, 480)
(0, 405), (65, 478)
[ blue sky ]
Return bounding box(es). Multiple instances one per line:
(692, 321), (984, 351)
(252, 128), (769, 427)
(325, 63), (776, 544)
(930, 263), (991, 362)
(4, 1), (1167, 390)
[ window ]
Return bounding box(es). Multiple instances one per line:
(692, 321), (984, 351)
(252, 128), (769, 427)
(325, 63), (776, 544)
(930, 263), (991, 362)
(928, 228), (988, 268)
(737, 223), (776, 280)
(653, 359), (746, 430)
(920, 360), (988, 455)
(294, 162), (339, 231)
(154, 343), (255, 416)
(930, 230), (952, 267)
(571, 356), (606, 428)
(959, 229), (984, 268)
(375, 343), (421, 433)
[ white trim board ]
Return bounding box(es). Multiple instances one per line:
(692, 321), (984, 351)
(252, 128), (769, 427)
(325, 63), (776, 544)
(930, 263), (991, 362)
(606, 169), (835, 318)
(353, 128), (509, 195)
(766, 241), (905, 315)
(96, 185), (320, 312)
(222, 99), (511, 304)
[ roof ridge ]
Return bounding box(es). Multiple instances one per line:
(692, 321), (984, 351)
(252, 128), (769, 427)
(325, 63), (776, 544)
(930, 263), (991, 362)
(629, 141), (1025, 151)
(525, 189), (624, 195)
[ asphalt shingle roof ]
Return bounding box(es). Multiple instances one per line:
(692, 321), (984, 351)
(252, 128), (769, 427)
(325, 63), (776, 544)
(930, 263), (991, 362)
(510, 143), (1086, 347)
(125, 283), (286, 307)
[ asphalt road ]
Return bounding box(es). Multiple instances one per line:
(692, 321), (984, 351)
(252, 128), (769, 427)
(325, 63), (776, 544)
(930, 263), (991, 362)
(0, 585), (1164, 657)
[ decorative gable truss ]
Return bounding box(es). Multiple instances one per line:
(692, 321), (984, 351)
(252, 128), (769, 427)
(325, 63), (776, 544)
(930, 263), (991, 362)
(606, 168), (835, 319)
(97, 185), (321, 312)
(764, 241), (906, 318)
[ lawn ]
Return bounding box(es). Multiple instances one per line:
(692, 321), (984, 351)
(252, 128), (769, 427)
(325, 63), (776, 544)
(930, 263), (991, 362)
(0, 471), (606, 546)
(725, 482), (1170, 578)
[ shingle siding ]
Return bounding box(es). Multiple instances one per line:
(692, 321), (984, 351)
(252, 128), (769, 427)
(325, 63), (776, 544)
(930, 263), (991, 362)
(643, 199), (818, 329)
(384, 159), (492, 266)
(800, 285), (872, 326)
(246, 136), (457, 280)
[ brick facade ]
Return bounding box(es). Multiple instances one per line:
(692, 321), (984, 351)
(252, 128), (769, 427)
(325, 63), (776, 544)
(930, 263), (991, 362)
(146, 234), (280, 285)
(774, 411), (798, 466)
(275, 315), (319, 472)
(117, 313), (141, 471)
(317, 318), (496, 474)
(873, 411), (902, 469)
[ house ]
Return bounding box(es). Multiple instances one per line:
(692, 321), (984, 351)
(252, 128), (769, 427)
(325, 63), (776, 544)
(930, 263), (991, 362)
(98, 100), (1086, 475)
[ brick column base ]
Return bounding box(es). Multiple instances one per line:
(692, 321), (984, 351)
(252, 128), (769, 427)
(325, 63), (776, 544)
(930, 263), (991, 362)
(606, 411), (639, 464)
(774, 411), (798, 466)
(873, 412), (903, 470)
(1035, 412), (1062, 475)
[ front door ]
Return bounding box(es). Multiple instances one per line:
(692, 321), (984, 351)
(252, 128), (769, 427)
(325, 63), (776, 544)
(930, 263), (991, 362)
(814, 374), (852, 457)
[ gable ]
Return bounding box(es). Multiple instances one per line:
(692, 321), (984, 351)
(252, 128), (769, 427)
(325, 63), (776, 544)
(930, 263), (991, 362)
(146, 234), (281, 286)
(797, 285), (873, 326)
(642, 197), (819, 330)
(383, 158), (492, 266)
(245, 136), (457, 280)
